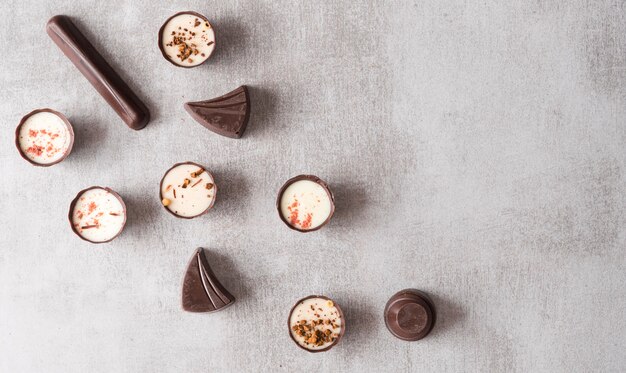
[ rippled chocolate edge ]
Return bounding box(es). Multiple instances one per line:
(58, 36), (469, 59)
(158, 11), (215, 68)
(67, 186), (127, 244)
(158, 161), (217, 219)
(287, 295), (345, 353)
(276, 175), (335, 233)
(15, 108), (75, 167)
(184, 86), (250, 139)
(182, 248), (235, 313)
(383, 289), (436, 341)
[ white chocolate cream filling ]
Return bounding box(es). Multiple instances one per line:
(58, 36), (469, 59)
(18, 111), (72, 164)
(71, 188), (125, 242)
(160, 163), (216, 217)
(160, 13), (215, 67)
(289, 297), (343, 351)
(280, 179), (332, 230)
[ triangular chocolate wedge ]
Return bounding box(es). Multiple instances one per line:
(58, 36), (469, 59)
(184, 86), (250, 139)
(182, 248), (236, 313)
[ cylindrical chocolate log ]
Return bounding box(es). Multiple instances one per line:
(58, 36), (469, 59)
(46, 15), (150, 130)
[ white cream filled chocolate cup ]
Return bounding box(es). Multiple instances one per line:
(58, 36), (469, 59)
(15, 108), (74, 167)
(158, 11), (216, 68)
(159, 162), (217, 219)
(288, 295), (345, 353)
(68, 187), (127, 244)
(277, 175), (335, 232)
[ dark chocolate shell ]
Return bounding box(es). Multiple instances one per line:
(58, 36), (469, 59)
(184, 86), (250, 139)
(182, 248), (235, 313)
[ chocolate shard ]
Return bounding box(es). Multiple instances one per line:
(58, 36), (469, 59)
(182, 248), (235, 313)
(184, 86), (250, 139)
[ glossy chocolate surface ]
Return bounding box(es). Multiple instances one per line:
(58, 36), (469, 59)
(184, 86), (250, 138)
(182, 248), (235, 313)
(46, 15), (150, 130)
(384, 289), (436, 341)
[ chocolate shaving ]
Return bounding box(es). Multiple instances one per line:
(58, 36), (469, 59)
(182, 178), (191, 188)
(190, 168), (204, 178)
(81, 225), (98, 229)
(109, 212), (120, 216)
(173, 189), (177, 198)
(206, 183), (214, 190)
(191, 178), (203, 188)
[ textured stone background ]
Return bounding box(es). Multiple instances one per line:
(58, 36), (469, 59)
(1, 1), (625, 372)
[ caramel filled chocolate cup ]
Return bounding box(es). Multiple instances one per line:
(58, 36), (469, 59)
(288, 295), (345, 353)
(158, 11), (216, 68)
(68, 186), (127, 244)
(277, 175), (335, 232)
(15, 108), (74, 167)
(159, 161), (217, 219)
(384, 289), (436, 341)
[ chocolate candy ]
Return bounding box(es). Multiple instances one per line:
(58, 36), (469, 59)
(277, 175), (335, 232)
(182, 248), (235, 313)
(184, 86), (250, 138)
(288, 295), (345, 352)
(384, 289), (436, 341)
(159, 162), (217, 219)
(46, 15), (150, 130)
(68, 186), (127, 244)
(158, 11), (216, 68)
(15, 108), (74, 167)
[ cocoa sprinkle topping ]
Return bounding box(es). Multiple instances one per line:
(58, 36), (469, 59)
(291, 320), (338, 347)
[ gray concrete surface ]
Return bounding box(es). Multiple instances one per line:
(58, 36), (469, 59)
(1, 1), (625, 372)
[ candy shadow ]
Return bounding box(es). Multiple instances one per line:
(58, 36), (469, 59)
(67, 17), (160, 125)
(65, 114), (108, 161)
(202, 249), (250, 301)
(427, 293), (465, 337)
(119, 190), (160, 235)
(207, 18), (249, 66)
(210, 169), (250, 219)
(245, 85), (279, 139)
(338, 299), (379, 349)
(327, 182), (368, 230)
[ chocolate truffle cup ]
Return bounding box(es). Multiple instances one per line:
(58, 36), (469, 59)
(15, 108), (75, 167)
(68, 186), (127, 244)
(288, 295), (345, 353)
(158, 11), (216, 68)
(276, 175), (335, 233)
(159, 161), (217, 219)
(384, 289), (436, 341)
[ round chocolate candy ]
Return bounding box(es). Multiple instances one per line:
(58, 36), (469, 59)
(276, 175), (335, 232)
(158, 11), (216, 68)
(159, 162), (217, 219)
(68, 186), (127, 244)
(384, 289), (436, 341)
(288, 295), (345, 352)
(15, 108), (74, 167)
